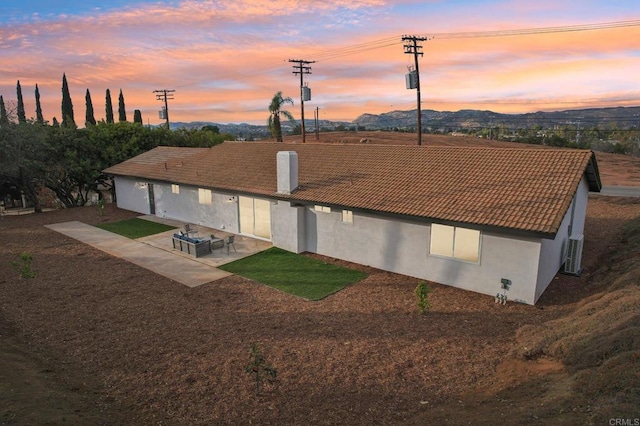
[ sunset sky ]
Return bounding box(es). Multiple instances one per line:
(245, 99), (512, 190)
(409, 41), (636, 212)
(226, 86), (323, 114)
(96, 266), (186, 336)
(1, 1), (639, 126)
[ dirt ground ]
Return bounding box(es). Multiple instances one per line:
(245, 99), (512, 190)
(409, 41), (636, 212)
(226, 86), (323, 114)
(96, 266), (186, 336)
(1, 140), (639, 425)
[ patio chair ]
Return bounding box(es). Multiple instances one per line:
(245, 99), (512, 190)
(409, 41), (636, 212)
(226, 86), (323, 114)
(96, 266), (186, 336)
(226, 235), (237, 254)
(184, 223), (198, 237)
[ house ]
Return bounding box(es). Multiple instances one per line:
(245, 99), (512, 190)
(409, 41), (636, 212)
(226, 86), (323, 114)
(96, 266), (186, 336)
(104, 142), (601, 304)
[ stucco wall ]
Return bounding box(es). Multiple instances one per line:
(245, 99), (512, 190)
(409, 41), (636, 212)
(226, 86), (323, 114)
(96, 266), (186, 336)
(271, 201), (306, 253)
(152, 182), (239, 232)
(114, 178), (239, 233)
(302, 207), (543, 304)
(534, 177), (590, 302)
(114, 176), (151, 214)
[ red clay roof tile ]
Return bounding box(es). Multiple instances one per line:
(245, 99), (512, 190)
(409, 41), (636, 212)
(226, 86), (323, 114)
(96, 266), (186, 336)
(104, 142), (599, 236)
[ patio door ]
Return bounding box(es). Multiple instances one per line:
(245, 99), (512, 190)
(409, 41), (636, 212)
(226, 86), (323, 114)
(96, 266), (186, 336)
(239, 196), (271, 239)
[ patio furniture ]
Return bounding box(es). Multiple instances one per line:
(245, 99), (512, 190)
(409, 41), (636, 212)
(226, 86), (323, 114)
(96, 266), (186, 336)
(172, 233), (211, 257)
(184, 223), (198, 237)
(210, 234), (225, 251)
(226, 235), (237, 254)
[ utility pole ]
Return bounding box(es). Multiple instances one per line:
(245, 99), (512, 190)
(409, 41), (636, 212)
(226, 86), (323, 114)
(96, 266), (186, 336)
(403, 35), (428, 145)
(153, 89), (175, 129)
(289, 59), (315, 143)
(314, 106), (320, 141)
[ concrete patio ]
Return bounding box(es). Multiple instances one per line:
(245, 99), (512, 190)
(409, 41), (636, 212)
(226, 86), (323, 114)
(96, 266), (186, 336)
(46, 216), (272, 287)
(137, 215), (273, 268)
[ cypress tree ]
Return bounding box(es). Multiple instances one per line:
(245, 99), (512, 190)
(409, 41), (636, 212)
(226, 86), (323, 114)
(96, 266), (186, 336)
(16, 80), (26, 123)
(61, 73), (76, 127)
(0, 95), (9, 125)
(35, 84), (44, 124)
(85, 89), (96, 126)
(118, 89), (127, 122)
(105, 89), (114, 124)
(133, 109), (143, 125)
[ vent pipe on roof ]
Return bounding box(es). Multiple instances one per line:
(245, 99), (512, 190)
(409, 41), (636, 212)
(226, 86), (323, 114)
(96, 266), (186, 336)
(277, 151), (298, 194)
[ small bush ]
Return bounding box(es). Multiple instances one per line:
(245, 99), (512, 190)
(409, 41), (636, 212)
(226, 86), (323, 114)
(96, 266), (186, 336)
(415, 281), (431, 315)
(12, 252), (35, 279)
(245, 343), (277, 394)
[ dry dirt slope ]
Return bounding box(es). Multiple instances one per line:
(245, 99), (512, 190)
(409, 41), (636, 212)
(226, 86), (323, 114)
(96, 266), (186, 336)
(403, 204), (640, 425)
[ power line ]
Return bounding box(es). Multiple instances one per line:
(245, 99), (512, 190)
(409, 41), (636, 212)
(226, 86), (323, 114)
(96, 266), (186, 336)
(313, 19), (640, 63)
(429, 19), (640, 40)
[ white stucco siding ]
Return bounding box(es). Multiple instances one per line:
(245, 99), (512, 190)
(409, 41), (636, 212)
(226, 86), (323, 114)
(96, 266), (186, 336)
(114, 176), (151, 214)
(534, 177), (590, 302)
(114, 178), (240, 233)
(154, 184), (239, 232)
(272, 201), (306, 253)
(460, 232), (541, 304)
(305, 208), (429, 278)
(301, 206), (543, 304)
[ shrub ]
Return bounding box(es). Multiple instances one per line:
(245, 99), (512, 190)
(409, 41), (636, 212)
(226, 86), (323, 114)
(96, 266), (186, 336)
(12, 252), (35, 279)
(245, 343), (277, 394)
(415, 281), (431, 314)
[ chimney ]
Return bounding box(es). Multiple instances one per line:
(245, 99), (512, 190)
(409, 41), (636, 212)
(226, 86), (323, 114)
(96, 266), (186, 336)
(277, 151), (298, 194)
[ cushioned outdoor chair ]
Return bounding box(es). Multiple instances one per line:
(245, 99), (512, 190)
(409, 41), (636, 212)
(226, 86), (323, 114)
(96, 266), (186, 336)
(226, 235), (237, 254)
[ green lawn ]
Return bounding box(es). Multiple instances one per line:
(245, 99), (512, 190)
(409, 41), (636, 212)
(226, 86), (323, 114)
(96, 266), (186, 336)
(219, 247), (368, 300)
(96, 217), (176, 239)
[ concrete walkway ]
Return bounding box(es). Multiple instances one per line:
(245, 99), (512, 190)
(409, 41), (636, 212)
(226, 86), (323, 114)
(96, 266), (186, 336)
(45, 221), (234, 287)
(599, 186), (640, 198)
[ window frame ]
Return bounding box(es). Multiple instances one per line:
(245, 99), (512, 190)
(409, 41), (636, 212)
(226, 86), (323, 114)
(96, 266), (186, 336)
(429, 223), (481, 263)
(171, 184), (180, 194)
(198, 188), (212, 205)
(314, 205), (331, 213)
(341, 209), (353, 224)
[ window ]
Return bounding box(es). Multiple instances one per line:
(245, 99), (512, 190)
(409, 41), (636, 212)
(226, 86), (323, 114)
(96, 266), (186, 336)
(314, 205), (331, 213)
(341, 209), (353, 224)
(171, 184), (179, 194)
(430, 224), (480, 262)
(198, 188), (212, 205)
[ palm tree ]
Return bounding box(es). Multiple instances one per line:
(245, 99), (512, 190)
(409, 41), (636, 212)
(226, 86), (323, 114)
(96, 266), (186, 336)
(267, 91), (294, 142)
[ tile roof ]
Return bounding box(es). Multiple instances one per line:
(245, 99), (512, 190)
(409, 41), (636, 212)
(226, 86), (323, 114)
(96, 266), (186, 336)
(104, 142), (601, 237)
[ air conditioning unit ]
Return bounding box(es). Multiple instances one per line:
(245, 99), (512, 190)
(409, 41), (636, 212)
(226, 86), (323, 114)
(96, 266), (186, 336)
(564, 234), (584, 275)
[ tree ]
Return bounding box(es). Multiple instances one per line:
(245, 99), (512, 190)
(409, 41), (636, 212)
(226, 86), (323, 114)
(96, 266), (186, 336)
(61, 73), (76, 127)
(35, 84), (44, 124)
(105, 89), (114, 124)
(133, 109), (143, 125)
(267, 91), (294, 142)
(0, 120), (47, 212)
(85, 89), (96, 126)
(16, 80), (26, 123)
(118, 89), (127, 122)
(0, 96), (8, 126)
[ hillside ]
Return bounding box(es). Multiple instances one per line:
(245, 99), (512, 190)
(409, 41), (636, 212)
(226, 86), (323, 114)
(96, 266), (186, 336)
(404, 204), (640, 425)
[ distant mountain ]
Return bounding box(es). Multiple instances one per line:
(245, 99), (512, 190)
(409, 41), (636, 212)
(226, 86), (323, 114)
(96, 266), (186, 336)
(355, 106), (640, 131)
(170, 106), (640, 138)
